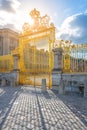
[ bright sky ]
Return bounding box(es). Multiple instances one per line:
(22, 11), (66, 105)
(0, 0), (87, 43)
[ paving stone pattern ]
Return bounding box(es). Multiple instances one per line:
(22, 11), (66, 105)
(0, 86), (87, 130)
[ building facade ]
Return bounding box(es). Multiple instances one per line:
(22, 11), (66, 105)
(0, 28), (19, 55)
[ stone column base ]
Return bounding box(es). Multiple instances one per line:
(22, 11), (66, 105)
(52, 70), (61, 91)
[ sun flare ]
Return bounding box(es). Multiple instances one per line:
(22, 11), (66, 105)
(14, 12), (34, 31)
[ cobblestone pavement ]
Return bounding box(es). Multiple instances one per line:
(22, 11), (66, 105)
(0, 86), (87, 130)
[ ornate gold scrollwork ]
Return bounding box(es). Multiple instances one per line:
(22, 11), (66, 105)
(22, 8), (52, 33)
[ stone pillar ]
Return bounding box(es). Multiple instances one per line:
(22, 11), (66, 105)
(54, 52), (59, 69)
(14, 56), (19, 70)
(1, 77), (6, 87)
(52, 48), (63, 91)
(53, 48), (63, 70)
(41, 79), (47, 92)
(12, 55), (20, 86)
(11, 70), (20, 86)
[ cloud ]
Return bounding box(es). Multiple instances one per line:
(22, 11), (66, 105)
(0, 0), (22, 31)
(0, 0), (20, 13)
(57, 13), (87, 43)
(0, 23), (17, 31)
(0, 10), (18, 31)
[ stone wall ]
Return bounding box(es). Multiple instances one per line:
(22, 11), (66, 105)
(52, 47), (87, 97)
(0, 71), (19, 87)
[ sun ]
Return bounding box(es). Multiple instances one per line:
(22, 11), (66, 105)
(27, 15), (34, 25)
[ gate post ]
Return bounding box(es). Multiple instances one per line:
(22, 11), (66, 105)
(12, 54), (20, 86)
(52, 48), (63, 91)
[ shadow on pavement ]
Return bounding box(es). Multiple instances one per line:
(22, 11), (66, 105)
(0, 86), (22, 129)
(34, 87), (50, 130)
(41, 91), (51, 99)
(51, 89), (87, 127)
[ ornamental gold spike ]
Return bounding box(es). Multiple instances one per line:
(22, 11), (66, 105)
(22, 8), (52, 33)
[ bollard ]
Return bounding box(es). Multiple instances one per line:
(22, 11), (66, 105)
(59, 80), (65, 94)
(11, 78), (16, 87)
(41, 79), (47, 92)
(1, 77), (6, 87)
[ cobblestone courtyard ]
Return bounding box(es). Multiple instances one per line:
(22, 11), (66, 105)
(0, 86), (87, 130)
